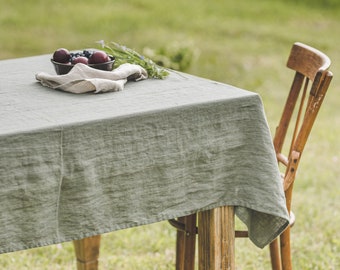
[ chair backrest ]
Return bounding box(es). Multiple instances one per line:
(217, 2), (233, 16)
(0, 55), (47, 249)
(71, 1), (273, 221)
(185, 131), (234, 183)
(273, 42), (333, 211)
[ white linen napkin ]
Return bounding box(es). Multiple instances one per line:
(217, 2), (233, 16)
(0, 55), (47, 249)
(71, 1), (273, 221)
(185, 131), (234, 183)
(35, 63), (148, 94)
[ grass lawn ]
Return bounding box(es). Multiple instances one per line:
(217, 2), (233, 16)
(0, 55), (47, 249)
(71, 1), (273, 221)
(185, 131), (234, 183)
(0, 0), (339, 269)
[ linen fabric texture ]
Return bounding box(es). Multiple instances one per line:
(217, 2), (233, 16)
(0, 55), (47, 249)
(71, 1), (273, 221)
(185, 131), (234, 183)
(0, 55), (289, 253)
(35, 63), (148, 93)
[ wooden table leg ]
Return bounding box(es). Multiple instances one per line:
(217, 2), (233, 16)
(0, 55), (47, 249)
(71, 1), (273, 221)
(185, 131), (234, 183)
(73, 235), (101, 270)
(198, 206), (235, 270)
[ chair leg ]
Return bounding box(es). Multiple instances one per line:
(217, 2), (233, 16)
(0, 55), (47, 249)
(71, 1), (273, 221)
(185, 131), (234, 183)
(269, 238), (282, 270)
(175, 214), (197, 270)
(73, 235), (101, 270)
(184, 214), (197, 270)
(280, 227), (292, 270)
(176, 217), (186, 270)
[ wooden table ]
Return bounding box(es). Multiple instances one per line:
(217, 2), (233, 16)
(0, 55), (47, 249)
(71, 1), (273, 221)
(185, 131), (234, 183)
(73, 206), (235, 270)
(0, 55), (289, 269)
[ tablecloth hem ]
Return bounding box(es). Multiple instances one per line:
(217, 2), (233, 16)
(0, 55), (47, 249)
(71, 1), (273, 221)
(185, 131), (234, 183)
(0, 201), (289, 254)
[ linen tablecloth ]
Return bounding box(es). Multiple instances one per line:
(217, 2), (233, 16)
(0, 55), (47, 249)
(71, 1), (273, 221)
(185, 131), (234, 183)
(0, 55), (289, 254)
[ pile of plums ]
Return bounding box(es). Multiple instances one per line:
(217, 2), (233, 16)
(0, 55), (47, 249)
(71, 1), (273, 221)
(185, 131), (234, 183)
(52, 48), (111, 65)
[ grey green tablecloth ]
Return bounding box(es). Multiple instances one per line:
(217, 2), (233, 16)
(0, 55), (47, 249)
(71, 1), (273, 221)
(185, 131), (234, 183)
(0, 55), (289, 254)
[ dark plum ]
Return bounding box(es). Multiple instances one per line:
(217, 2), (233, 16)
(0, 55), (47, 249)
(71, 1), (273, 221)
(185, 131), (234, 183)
(71, 56), (89, 65)
(88, 51), (110, 64)
(53, 48), (71, 63)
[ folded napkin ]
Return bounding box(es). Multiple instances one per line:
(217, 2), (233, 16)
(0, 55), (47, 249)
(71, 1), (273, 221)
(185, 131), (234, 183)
(36, 63), (148, 94)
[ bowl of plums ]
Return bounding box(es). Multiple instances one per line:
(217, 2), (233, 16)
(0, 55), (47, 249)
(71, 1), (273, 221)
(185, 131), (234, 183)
(51, 48), (115, 75)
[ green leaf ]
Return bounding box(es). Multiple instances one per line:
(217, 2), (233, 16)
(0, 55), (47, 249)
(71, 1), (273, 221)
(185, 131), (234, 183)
(99, 41), (169, 79)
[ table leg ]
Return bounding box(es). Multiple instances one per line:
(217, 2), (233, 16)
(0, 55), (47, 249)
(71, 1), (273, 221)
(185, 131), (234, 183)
(198, 206), (235, 270)
(73, 235), (101, 270)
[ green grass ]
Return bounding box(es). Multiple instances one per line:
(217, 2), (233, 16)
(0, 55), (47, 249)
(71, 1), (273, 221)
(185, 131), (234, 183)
(0, 0), (339, 269)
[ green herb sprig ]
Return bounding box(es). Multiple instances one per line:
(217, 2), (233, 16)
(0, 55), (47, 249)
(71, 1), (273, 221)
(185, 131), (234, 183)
(98, 41), (169, 79)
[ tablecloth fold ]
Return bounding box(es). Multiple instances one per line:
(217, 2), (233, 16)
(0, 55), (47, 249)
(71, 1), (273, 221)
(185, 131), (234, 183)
(35, 63), (148, 93)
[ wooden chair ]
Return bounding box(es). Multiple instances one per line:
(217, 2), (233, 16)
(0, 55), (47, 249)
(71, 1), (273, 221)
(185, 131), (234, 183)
(169, 42), (333, 270)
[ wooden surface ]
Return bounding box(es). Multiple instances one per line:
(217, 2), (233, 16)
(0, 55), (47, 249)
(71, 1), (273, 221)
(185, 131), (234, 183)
(73, 207), (236, 270)
(73, 235), (101, 270)
(270, 42), (333, 269)
(175, 214), (197, 270)
(198, 206), (235, 270)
